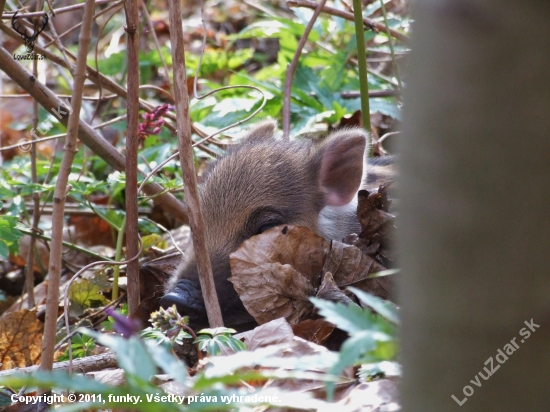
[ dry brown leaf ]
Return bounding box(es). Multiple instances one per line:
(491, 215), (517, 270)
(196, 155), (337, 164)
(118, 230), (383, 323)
(230, 225), (390, 326)
(230, 264), (316, 325)
(324, 242), (390, 300)
(316, 272), (356, 305)
(0, 310), (43, 370)
(291, 318), (335, 345)
(233, 318), (294, 353)
(349, 186), (396, 265)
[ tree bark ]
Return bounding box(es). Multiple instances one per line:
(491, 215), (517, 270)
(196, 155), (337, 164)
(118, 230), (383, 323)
(399, 1), (550, 411)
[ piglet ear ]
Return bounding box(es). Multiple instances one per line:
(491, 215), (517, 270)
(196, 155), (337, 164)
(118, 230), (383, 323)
(317, 128), (367, 206)
(241, 120), (277, 143)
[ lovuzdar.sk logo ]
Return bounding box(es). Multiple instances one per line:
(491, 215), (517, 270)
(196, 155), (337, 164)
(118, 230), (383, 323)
(11, 10), (48, 60)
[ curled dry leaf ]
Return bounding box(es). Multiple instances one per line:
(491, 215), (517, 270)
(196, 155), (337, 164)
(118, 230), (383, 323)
(0, 310), (43, 370)
(229, 225), (390, 326)
(344, 186), (396, 266)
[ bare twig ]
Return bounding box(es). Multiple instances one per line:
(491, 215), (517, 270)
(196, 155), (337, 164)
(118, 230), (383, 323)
(25, 29), (41, 308)
(123, 0), (140, 314)
(282, 0), (327, 139)
(168, 0), (224, 327)
(40, 0), (96, 373)
(287, 0), (410, 44)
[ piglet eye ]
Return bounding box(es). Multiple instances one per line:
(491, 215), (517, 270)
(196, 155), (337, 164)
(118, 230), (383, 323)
(256, 221), (282, 235)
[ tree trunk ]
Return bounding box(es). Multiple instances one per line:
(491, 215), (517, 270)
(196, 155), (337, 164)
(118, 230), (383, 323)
(399, 1), (550, 411)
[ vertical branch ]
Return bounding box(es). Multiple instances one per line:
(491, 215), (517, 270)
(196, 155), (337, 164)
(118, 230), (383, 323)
(123, 0), (140, 314)
(167, 0), (223, 327)
(40, 0), (96, 371)
(379, 0), (402, 91)
(282, 0), (327, 140)
(25, 61), (40, 308)
(352, 0), (372, 151)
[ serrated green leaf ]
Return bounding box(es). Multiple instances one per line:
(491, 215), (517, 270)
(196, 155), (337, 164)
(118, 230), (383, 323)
(348, 287), (400, 325)
(310, 297), (376, 335)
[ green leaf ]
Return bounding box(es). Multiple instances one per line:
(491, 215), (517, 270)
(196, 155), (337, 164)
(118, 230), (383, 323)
(310, 298), (377, 335)
(0, 241), (9, 260)
(83, 330), (157, 384)
(348, 287), (400, 325)
(144, 339), (188, 384)
(68, 271), (110, 316)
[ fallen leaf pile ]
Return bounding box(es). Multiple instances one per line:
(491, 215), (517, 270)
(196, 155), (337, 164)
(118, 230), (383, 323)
(0, 310), (43, 370)
(229, 225), (390, 326)
(229, 185), (396, 327)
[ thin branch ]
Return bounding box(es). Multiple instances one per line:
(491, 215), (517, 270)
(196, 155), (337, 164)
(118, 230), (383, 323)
(40, 0), (96, 373)
(282, 0), (327, 139)
(25, 38), (40, 308)
(123, 0), (140, 314)
(168, 0), (224, 327)
(0, 352), (118, 378)
(287, 0), (409, 44)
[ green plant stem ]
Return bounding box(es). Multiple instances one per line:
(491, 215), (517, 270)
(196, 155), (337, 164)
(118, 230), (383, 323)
(352, 0), (372, 155)
(379, 0), (403, 91)
(112, 214), (126, 300)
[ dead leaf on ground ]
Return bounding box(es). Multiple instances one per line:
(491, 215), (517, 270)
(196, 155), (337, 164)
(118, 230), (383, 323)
(0, 310), (43, 370)
(232, 318), (294, 353)
(229, 225), (390, 326)
(291, 318), (335, 345)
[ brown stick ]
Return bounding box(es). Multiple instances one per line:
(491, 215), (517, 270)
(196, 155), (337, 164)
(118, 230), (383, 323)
(0, 352), (118, 377)
(167, 0), (224, 327)
(282, 0), (328, 139)
(287, 0), (410, 44)
(123, 0), (140, 314)
(40, 0), (96, 372)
